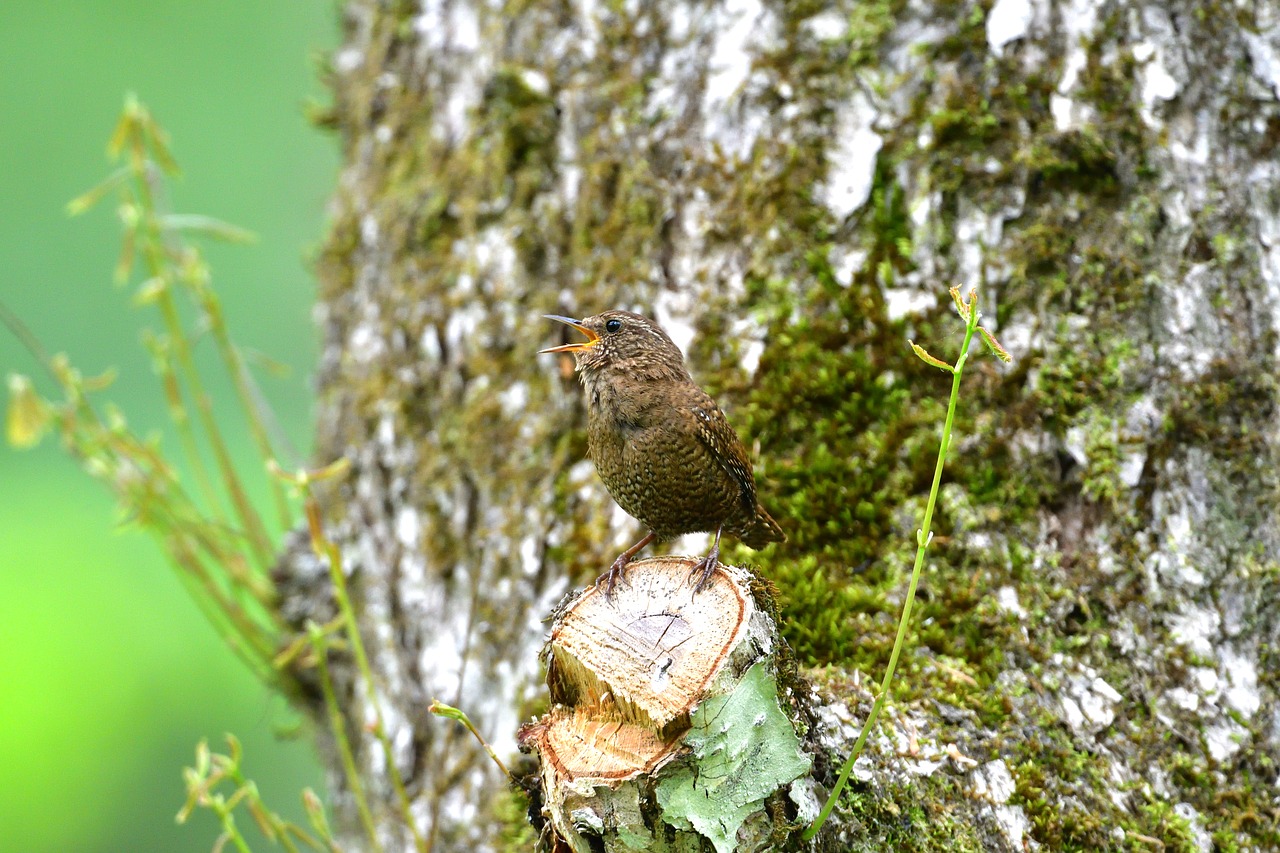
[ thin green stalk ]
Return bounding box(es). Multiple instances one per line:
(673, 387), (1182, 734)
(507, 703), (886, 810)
(301, 788), (343, 853)
(148, 332), (227, 525)
(167, 544), (275, 684)
(211, 811), (255, 853)
(99, 423), (267, 614)
(805, 289), (990, 840)
(0, 299), (60, 388)
(428, 700), (511, 779)
(8, 98), (295, 701)
(201, 286), (293, 530)
(118, 167), (224, 531)
(51, 385), (276, 669)
(179, 735), (331, 853)
(6, 301), (278, 676)
(168, 536), (277, 668)
(305, 499), (428, 853)
(122, 131), (275, 571)
(155, 289), (276, 570)
(308, 622), (385, 853)
(109, 419), (278, 612)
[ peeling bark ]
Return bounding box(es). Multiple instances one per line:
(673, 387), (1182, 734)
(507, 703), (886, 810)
(273, 0), (1280, 849)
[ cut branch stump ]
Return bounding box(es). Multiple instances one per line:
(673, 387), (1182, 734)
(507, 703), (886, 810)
(520, 556), (815, 852)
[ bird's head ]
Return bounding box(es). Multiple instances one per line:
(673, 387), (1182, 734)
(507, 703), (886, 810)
(540, 310), (688, 380)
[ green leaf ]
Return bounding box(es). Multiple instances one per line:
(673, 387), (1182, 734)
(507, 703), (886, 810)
(66, 167), (130, 216)
(159, 214), (257, 244)
(979, 326), (1012, 362)
(910, 340), (953, 372)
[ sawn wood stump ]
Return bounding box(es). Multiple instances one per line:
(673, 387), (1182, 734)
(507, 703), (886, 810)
(519, 556), (816, 853)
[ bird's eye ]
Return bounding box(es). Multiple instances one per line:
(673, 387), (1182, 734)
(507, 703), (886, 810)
(605, 318), (622, 333)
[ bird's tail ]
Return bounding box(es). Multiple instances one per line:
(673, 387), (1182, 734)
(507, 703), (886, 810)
(739, 504), (786, 549)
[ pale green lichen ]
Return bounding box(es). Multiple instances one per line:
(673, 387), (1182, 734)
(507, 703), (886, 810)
(657, 664), (812, 853)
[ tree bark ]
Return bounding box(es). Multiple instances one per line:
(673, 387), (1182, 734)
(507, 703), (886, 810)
(274, 0), (1280, 849)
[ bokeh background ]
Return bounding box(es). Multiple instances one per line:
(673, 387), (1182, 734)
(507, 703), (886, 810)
(0, 4), (338, 851)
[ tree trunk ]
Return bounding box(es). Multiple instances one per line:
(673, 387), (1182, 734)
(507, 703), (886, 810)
(274, 0), (1280, 849)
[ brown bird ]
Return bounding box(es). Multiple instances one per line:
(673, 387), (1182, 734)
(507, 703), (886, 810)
(541, 310), (784, 596)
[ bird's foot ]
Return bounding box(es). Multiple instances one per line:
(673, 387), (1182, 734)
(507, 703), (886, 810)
(688, 541), (722, 593)
(596, 531), (656, 602)
(598, 554), (632, 601)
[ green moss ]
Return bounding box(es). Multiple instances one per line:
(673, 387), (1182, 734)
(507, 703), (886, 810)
(826, 774), (988, 853)
(1163, 724), (1280, 850)
(927, 95), (1002, 155)
(494, 786), (540, 850)
(1076, 414), (1125, 510)
(1007, 719), (1118, 850)
(1016, 128), (1121, 195)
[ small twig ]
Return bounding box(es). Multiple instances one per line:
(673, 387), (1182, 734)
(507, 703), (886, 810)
(0, 297), (61, 385)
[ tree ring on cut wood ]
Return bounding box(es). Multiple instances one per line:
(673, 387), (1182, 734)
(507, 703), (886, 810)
(546, 555), (753, 733)
(519, 708), (679, 786)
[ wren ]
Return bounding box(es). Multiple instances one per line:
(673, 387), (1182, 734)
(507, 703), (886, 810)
(541, 310), (784, 597)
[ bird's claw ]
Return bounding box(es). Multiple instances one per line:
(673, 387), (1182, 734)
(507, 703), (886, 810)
(688, 544), (721, 593)
(599, 555), (631, 602)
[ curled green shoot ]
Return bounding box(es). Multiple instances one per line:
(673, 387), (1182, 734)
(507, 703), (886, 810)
(428, 700), (511, 780)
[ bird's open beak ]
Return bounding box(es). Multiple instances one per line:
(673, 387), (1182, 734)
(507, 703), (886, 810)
(539, 315), (600, 353)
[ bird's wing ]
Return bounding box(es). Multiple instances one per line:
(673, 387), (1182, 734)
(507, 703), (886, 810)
(686, 391), (758, 517)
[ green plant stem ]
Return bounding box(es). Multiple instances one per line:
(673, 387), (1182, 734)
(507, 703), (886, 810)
(308, 622), (385, 853)
(201, 290), (293, 530)
(804, 301), (979, 841)
(305, 500), (428, 853)
(151, 336), (227, 527)
(428, 700), (511, 779)
(6, 296), (279, 673)
(129, 154), (276, 572)
(302, 787), (342, 853)
(167, 541), (275, 683)
(117, 421), (278, 620)
(212, 810), (254, 853)
(124, 163), (225, 530)
(179, 737), (330, 853)
(168, 535), (276, 665)
(0, 299), (60, 386)
(155, 288), (276, 571)
(10, 97), (294, 696)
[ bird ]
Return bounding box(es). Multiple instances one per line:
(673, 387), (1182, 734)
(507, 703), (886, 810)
(540, 310), (785, 597)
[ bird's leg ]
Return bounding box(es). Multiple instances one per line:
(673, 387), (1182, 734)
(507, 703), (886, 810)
(600, 531), (656, 600)
(689, 526), (724, 592)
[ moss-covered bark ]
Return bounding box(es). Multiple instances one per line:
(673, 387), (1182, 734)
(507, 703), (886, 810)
(274, 0), (1280, 849)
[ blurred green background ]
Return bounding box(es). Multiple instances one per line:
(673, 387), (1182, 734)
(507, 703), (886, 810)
(0, 3), (338, 851)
